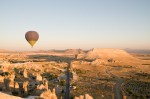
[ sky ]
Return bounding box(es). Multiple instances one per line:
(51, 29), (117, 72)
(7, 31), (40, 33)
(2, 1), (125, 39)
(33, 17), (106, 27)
(0, 0), (150, 51)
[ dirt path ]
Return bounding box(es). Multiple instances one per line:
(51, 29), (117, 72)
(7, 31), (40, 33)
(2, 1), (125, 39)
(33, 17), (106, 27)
(114, 77), (124, 99)
(106, 67), (123, 99)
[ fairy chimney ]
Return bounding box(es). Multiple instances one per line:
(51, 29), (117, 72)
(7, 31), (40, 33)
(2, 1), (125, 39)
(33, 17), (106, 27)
(4, 76), (10, 91)
(36, 73), (42, 81)
(74, 94), (93, 99)
(23, 69), (28, 78)
(23, 81), (28, 92)
(40, 88), (57, 99)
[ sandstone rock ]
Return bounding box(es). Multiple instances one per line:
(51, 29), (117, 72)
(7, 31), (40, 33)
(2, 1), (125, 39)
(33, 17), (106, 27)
(14, 81), (19, 89)
(41, 79), (49, 90)
(9, 74), (15, 82)
(85, 48), (141, 66)
(23, 81), (28, 92)
(85, 48), (137, 60)
(45, 80), (49, 91)
(23, 69), (28, 78)
(9, 80), (14, 89)
(79, 95), (84, 99)
(4, 76), (10, 91)
(76, 54), (86, 59)
(85, 94), (93, 99)
(74, 97), (80, 99)
(0, 75), (4, 82)
(36, 73), (42, 81)
(74, 94), (93, 99)
(37, 84), (46, 90)
(91, 58), (108, 65)
(40, 88), (57, 99)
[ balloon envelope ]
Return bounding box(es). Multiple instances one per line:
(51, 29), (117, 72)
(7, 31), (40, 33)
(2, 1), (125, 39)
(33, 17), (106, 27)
(25, 31), (39, 47)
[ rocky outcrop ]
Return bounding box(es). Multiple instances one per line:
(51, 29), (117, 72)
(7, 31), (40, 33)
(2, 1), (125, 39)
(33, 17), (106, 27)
(40, 88), (57, 99)
(23, 81), (28, 92)
(4, 76), (11, 91)
(37, 84), (46, 90)
(0, 75), (4, 82)
(23, 69), (28, 78)
(42, 78), (49, 90)
(85, 48), (136, 60)
(85, 48), (141, 65)
(74, 94), (93, 99)
(36, 73), (42, 81)
(14, 81), (19, 89)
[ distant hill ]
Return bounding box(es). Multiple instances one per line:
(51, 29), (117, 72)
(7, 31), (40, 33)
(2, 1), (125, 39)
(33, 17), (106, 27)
(125, 49), (150, 54)
(84, 48), (141, 66)
(48, 49), (66, 53)
(65, 49), (86, 54)
(85, 48), (136, 60)
(0, 49), (12, 53)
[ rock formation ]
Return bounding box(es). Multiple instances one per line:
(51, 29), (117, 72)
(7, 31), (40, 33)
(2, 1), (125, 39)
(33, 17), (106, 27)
(85, 48), (136, 60)
(23, 81), (28, 92)
(74, 94), (93, 99)
(0, 75), (4, 82)
(23, 69), (28, 78)
(85, 48), (141, 65)
(37, 84), (46, 90)
(4, 76), (10, 91)
(36, 73), (42, 81)
(14, 81), (19, 89)
(9, 74), (15, 82)
(40, 88), (57, 99)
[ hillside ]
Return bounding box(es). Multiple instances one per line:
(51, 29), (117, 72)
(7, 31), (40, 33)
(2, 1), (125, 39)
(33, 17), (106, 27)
(125, 49), (150, 54)
(84, 48), (141, 66)
(85, 48), (135, 59)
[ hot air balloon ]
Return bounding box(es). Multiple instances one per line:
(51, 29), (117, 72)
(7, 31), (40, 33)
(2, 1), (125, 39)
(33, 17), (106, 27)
(25, 31), (39, 47)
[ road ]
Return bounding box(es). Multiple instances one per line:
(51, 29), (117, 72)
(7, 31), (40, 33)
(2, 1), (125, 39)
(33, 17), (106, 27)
(114, 77), (124, 99)
(106, 67), (124, 99)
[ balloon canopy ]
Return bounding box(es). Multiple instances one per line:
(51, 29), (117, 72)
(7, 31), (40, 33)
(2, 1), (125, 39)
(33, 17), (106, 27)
(25, 31), (39, 47)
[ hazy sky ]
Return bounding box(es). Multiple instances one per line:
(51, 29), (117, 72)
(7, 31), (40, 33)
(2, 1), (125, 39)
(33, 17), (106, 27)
(0, 0), (150, 51)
